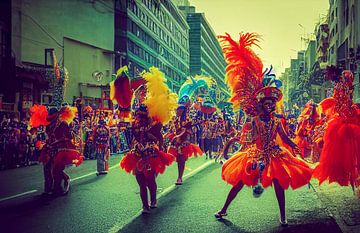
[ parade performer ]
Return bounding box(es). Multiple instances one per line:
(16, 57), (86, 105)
(116, 67), (177, 213)
(93, 116), (110, 175)
(214, 33), (312, 226)
(29, 105), (83, 196)
(168, 76), (205, 185)
(313, 70), (360, 194)
(294, 100), (320, 160)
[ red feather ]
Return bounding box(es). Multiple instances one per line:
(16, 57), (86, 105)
(218, 33), (264, 115)
(112, 75), (133, 108)
(29, 105), (50, 127)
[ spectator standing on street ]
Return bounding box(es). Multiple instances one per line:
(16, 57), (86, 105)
(93, 117), (110, 175)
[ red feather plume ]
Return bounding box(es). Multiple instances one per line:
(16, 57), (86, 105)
(29, 104), (50, 127)
(111, 74), (133, 108)
(218, 33), (264, 115)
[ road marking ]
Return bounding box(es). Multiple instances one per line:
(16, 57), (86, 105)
(0, 190), (38, 203)
(108, 159), (214, 233)
(0, 163), (120, 203)
(70, 164), (118, 181)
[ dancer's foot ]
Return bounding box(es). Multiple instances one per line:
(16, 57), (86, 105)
(63, 178), (70, 194)
(279, 217), (288, 227)
(175, 178), (183, 185)
(150, 202), (157, 209)
(142, 206), (151, 214)
(214, 210), (227, 219)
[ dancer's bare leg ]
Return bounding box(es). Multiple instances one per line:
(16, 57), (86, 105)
(273, 179), (286, 225)
(136, 173), (150, 212)
(176, 155), (186, 184)
(216, 181), (244, 216)
(147, 172), (157, 207)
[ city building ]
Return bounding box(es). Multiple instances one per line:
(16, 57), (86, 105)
(116, 0), (190, 93)
(10, 0), (115, 116)
(328, 0), (360, 102)
(178, 5), (229, 103)
(279, 67), (291, 107)
(0, 0), (15, 114)
(305, 40), (316, 74)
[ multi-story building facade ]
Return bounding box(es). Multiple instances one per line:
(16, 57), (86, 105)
(305, 40), (316, 74)
(328, 0), (360, 102)
(0, 0), (15, 112)
(178, 5), (229, 103)
(280, 67), (291, 108)
(315, 23), (329, 69)
(305, 40), (323, 103)
(116, 0), (190, 93)
(10, 0), (115, 114)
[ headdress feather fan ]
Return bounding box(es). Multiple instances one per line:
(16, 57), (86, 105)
(142, 67), (178, 125)
(218, 33), (263, 115)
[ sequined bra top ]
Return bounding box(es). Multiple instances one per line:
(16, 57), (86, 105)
(252, 116), (283, 163)
(333, 82), (356, 119)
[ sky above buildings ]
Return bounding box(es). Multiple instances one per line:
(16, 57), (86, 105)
(190, 0), (329, 75)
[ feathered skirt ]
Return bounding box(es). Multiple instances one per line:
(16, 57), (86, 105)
(39, 144), (83, 167)
(221, 146), (313, 190)
(313, 116), (360, 187)
(167, 143), (203, 161)
(120, 150), (174, 176)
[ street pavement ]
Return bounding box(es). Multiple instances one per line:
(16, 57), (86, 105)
(118, 163), (342, 233)
(0, 154), (359, 233)
(0, 154), (210, 233)
(311, 182), (360, 233)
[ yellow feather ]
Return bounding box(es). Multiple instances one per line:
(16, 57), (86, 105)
(116, 65), (128, 77)
(142, 67), (178, 124)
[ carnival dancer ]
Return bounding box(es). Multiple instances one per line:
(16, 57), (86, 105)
(168, 77), (210, 185)
(313, 70), (360, 195)
(115, 67), (177, 213)
(93, 117), (110, 175)
(294, 100), (319, 160)
(214, 33), (313, 226)
(29, 105), (83, 196)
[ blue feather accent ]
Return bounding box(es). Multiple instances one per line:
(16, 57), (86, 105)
(178, 77), (209, 100)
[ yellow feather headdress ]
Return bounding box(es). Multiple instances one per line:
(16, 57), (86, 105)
(142, 67), (178, 125)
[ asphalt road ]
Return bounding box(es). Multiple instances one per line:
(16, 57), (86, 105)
(0, 154), (211, 233)
(119, 163), (342, 233)
(0, 154), (345, 233)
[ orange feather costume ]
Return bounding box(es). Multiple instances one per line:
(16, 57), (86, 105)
(313, 71), (360, 189)
(218, 33), (312, 190)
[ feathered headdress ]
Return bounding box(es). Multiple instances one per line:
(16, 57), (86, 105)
(142, 67), (178, 125)
(218, 33), (282, 116)
(29, 105), (77, 127)
(110, 66), (133, 110)
(218, 33), (264, 115)
(178, 75), (212, 103)
(59, 106), (78, 124)
(29, 105), (50, 127)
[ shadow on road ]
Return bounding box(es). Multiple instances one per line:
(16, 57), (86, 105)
(217, 218), (251, 233)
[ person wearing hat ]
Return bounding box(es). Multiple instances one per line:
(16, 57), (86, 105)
(215, 33), (312, 226)
(93, 116), (110, 175)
